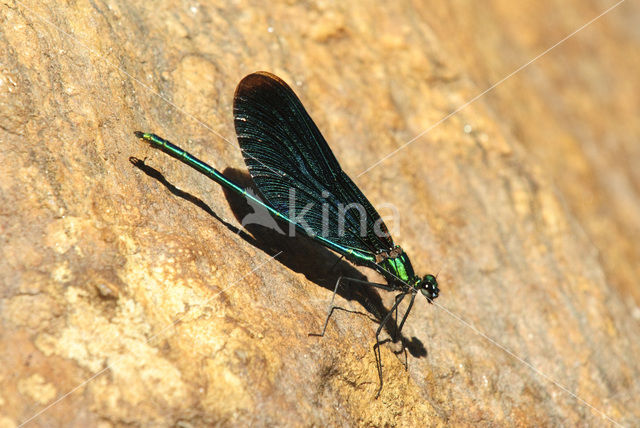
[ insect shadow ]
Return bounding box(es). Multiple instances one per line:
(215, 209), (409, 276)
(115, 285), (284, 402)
(130, 157), (427, 359)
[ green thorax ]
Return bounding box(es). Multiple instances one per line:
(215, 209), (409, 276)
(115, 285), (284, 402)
(375, 246), (418, 286)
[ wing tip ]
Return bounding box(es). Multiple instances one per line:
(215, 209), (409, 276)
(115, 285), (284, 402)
(235, 71), (291, 98)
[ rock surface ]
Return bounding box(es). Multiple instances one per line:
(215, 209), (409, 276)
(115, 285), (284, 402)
(1, 0), (639, 426)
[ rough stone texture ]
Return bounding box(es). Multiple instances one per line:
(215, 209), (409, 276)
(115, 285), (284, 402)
(1, 1), (639, 426)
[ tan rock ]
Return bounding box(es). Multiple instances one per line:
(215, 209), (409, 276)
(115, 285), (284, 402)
(1, 1), (638, 426)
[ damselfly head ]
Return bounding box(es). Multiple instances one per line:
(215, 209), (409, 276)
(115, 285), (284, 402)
(418, 273), (439, 302)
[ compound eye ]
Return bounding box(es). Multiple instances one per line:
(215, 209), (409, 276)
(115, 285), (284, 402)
(420, 274), (439, 301)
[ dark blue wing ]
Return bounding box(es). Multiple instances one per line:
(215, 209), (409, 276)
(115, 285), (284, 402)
(233, 72), (394, 255)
